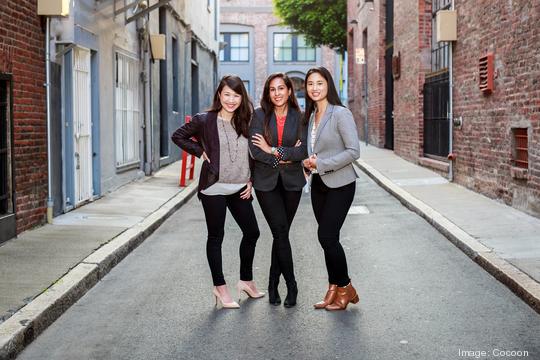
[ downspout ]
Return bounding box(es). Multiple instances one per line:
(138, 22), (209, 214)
(45, 17), (54, 223)
(448, 0), (454, 181)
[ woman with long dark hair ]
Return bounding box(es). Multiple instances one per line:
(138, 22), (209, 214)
(250, 73), (307, 307)
(302, 66), (360, 311)
(172, 75), (264, 309)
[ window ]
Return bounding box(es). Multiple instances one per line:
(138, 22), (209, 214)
(115, 52), (140, 167)
(243, 80), (250, 93)
(220, 33), (249, 62)
(274, 33), (315, 62)
(431, 0), (451, 72)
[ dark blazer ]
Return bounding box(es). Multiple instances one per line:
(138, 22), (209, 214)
(249, 107), (308, 192)
(171, 111), (237, 193)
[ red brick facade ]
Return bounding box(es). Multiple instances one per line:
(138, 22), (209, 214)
(0, 1), (47, 232)
(348, 0), (540, 217)
(452, 0), (540, 216)
(347, 0), (386, 147)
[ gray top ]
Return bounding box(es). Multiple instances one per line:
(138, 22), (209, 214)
(217, 116), (250, 184)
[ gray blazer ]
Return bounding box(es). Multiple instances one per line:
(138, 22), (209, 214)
(307, 104), (360, 188)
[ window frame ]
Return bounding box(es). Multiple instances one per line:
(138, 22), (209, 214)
(114, 50), (141, 169)
(273, 32), (316, 63)
(220, 32), (250, 62)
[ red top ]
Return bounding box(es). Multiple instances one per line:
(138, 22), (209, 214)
(276, 114), (286, 146)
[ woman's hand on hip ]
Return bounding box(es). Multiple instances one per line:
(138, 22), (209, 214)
(240, 181), (253, 200)
(202, 151), (210, 163)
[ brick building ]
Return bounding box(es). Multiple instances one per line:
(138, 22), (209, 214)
(348, 0), (540, 217)
(0, 1), (47, 243)
(220, 0), (343, 107)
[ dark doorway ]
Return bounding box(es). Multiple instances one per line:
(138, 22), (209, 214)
(0, 75), (15, 243)
(50, 63), (63, 216)
(159, 7), (169, 158)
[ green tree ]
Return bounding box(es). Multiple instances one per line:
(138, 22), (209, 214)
(273, 0), (347, 54)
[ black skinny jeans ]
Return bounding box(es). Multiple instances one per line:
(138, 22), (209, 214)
(199, 188), (260, 286)
(255, 176), (302, 284)
(311, 174), (355, 287)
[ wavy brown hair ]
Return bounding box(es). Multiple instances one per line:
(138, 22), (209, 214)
(260, 72), (301, 143)
(208, 74), (253, 137)
(303, 66), (343, 125)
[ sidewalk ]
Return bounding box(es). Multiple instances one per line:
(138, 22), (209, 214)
(0, 160), (199, 359)
(356, 144), (540, 314)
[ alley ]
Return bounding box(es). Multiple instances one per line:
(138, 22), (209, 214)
(18, 171), (540, 360)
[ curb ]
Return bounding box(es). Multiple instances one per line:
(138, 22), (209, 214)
(355, 159), (540, 314)
(0, 181), (198, 360)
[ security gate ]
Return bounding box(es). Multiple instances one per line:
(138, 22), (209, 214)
(73, 47), (93, 205)
(0, 76), (15, 243)
(423, 72), (449, 157)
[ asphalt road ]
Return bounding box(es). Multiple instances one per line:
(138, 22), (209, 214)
(18, 171), (540, 360)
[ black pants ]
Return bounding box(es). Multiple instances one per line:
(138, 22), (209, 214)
(311, 174), (355, 287)
(255, 176), (302, 284)
(199, 188), (260, 286)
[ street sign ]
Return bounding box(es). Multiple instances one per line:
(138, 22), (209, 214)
(355, 48), (365, 64)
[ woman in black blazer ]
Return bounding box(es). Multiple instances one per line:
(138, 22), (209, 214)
(172, 75), (264, 309)
(250, 73), (307, 307)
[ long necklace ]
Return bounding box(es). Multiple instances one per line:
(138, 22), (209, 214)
(219, 113), (239, 163)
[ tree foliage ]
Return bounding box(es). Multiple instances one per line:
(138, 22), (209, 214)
(273, 0), (347, 54)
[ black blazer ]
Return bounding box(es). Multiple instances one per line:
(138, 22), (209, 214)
(249, 107), (308, 192)
(172, 111), (251, 193)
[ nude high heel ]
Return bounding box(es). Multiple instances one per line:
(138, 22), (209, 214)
(236, 280), (265, 300)
(213, 287), (240, 309)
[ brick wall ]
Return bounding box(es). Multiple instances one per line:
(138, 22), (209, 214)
(391, 0), (432, 161)
(0, 1), (47, 232)
(347, 0), (386, 146)
(452, 0), (540, 216)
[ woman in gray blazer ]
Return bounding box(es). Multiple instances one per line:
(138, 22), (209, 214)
(250, 73), (307, 307)
(303, 67), (360, 311)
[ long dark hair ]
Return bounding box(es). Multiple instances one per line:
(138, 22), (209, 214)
(303, 66), (343, 125)
(208, 74), (253, 137)
(260, 73), (301, 143)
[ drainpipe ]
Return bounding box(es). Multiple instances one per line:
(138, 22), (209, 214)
(45, 17), (54, 223)
(448, 0), (454, 181)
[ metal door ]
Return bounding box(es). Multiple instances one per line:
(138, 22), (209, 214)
(73, 47), (93, 205)
(0, 76), (16, 243)
(423, 72), (449, 157)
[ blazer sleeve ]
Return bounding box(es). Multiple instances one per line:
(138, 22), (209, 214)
(249, 111), (278, 166)
(280, 121), (308, 162)
(171, 114), (205, 158)
(316, 108), (360, 174)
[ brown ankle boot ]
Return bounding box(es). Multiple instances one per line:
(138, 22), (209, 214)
(325, 282), (359, 311)
(313, 284), (337, 309)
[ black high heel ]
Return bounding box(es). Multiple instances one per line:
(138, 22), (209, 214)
(283, 280), (297, 308)
(268, 277), (281, 305)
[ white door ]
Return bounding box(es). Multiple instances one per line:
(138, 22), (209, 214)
(73, 47), (93, 205)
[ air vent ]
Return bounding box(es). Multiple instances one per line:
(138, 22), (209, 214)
(479, 53), (494, 93)
(512, 128), (528, 169)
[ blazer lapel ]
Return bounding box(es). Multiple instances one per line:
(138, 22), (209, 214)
(282, 108), (298, 145)
(269, 112), (278, 146)
(313, 104), (334, 152)
(307, 112), (315, 155)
